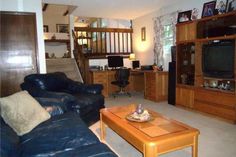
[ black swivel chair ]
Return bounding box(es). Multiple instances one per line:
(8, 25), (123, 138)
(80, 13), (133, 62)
(111, 68), (131, 97)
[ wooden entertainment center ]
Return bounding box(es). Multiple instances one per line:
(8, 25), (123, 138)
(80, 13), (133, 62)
(176, 11), (236, 123)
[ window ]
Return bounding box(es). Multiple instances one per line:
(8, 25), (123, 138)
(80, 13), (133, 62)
(162, 24), (174, 70)
(163, 24), (174, 55)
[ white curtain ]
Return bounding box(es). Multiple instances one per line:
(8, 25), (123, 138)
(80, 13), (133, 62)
(153, 11), (179, 67)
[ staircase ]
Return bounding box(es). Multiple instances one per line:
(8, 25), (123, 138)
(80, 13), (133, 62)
(72, 27), (133, 83)
(46, 58), (83, 82)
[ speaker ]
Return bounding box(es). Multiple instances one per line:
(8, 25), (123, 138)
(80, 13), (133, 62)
(171, 46), (176, 62)
(168, 62), (176, 105)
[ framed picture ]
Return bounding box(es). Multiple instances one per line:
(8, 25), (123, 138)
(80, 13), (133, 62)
(177, 10), (192, 23)
(191, 8), (199, 20)
(226, 0), (236, 12)
(43, 25), (49, 32)
(216, 0), (228, 14)
(202, 1), (216, 18)
(56, 24), (69, 33)
(141, 27), (146, 41)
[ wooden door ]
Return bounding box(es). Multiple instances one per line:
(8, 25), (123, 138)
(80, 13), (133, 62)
(0, 12), (38, 97)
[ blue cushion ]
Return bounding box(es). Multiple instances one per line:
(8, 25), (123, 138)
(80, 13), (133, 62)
(20, 113), (100, 157)
(0, 118), (20, 157)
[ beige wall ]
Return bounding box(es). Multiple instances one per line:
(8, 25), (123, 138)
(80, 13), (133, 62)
(132, 0), (210, 70)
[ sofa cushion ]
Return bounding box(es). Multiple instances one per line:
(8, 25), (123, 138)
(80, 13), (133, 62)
(0, 91), (51, 136)
(24, 143), (118, 157)
(0, 118), (20, 157)
(72, 93), (104, 116)
(20, 112), (100, 157)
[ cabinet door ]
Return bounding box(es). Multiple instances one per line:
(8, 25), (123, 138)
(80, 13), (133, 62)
(176, 87), (194, 108)
(156, 72), (168, 101)
(144, 72), (156, 101)
(92, 72), (108, 97)
(194, 89), (236, 121)
(176, 22), (196, 42)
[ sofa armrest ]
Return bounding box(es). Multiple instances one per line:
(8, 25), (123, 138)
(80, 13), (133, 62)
(34, 97), (68, 116)
(67, 81), (103, 95)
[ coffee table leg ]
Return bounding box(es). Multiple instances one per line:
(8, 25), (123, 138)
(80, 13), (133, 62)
(144, 143), (156, 157)
(192, 135), (198, 157)
(100, 113), (105, 141)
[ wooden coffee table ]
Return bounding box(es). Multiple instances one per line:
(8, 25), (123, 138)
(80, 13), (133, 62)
(100, 104), (200, 157)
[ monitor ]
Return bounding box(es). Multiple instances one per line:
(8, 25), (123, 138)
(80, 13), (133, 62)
(107, 56), (124, 68)
(132, 60), (140, 69)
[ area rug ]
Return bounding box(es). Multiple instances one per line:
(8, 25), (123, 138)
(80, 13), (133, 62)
(89, 121), (191, 157)
(89, 92), (236, 157)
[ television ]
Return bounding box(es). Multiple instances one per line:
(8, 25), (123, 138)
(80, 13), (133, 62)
(108, 56), (124, 68)
(202, 40), (235, 78)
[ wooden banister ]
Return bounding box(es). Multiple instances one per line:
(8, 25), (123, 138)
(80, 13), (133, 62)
(72, 27), (133, 83)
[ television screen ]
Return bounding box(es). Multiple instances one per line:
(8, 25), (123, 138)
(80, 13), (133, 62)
(108, 56), (124, 68)
(202, 40), (235, 78)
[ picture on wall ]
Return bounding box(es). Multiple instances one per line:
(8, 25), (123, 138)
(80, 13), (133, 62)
(56, 24), (69, 33)
(177, 10), (192, 23)
(141, 27), (146, 41)
(226, 0), (236, 12)
(216, 0), (228, 14)
(202, 1), (216, 18)
(43, 25), (49, 32)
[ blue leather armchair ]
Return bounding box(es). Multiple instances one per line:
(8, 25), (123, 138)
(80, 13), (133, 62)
(21, 72), (104, 126)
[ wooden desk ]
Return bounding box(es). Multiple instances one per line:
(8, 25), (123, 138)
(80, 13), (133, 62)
(90, 70), (168, 102)
(144, 71), (168, 102)
(90, 70), (144, 97)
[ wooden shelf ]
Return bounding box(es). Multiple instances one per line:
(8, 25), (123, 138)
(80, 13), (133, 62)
(44, 39), (70, 43)
(197, 86), (235, 94)
(196, 34), (236, 42)
(196, 10), (236, 22)
(176, 84), (195, 89)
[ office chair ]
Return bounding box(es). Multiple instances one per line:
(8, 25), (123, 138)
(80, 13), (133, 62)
(111, 68), (131, 97)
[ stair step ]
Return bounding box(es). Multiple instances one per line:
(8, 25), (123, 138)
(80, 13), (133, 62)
(46, 58), (83, 82)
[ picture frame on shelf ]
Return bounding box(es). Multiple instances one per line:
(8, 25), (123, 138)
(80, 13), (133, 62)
(177, 10), (192, 23)
(56, 24), (69, 33)
(226, 0), (236, 12)
(202, 1), (216, 18)
(43, 25), (49, 32)
(191, 8), (199, 20)
(215, 0), (228, 14)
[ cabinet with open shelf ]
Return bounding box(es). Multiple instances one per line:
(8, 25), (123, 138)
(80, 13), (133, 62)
(176, 11), (236, 123)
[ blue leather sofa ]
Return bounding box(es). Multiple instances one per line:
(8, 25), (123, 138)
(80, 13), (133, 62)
(21, 72), (104, 126)
(0, 97), (117, 157)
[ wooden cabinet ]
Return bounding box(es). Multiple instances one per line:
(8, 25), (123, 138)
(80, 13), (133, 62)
(176, 86), (194, 108)
(90, 71), (109, 97)
(176, 22), (196, 42)
(194, 88), (236, 122)
(175, 11), (236, 122)
(144, 71), (168, 102)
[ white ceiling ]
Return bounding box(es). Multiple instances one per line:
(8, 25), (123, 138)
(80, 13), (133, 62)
(42, 0), (181, 20)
